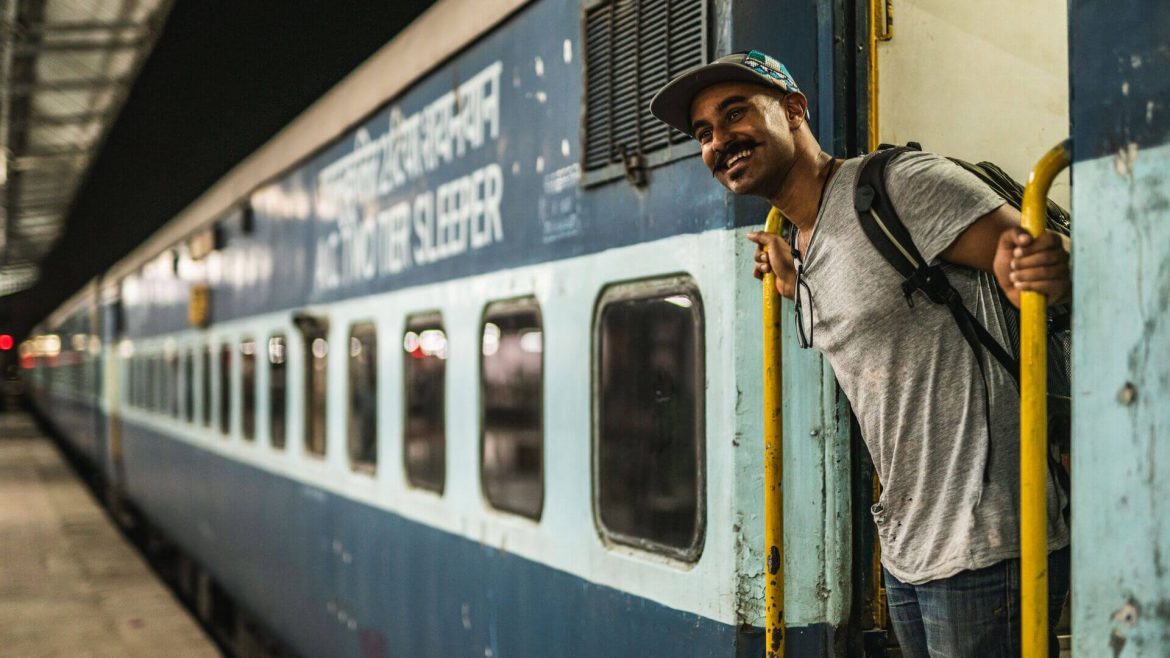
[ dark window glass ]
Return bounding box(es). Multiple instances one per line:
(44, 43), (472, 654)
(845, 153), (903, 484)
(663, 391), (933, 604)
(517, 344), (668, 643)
(595, 279), (705, 559)
(348, 323), (378, 472)
(241, 338), (256, 441)
(152, 356), (163, 411)
(268, 335), (287, 450)
(128, 357), (136, 407)
(157, 354), (167, 412)
(184, 349), (195, 422)
(403, 314), (446, 493)
(297, 319), (328, 457)
(169, 352), (179, 416)
(131, 356), (140, 407)
(145, 356), (154, 410)
(481, 299), (544, 520)
(220, 343), (232, 436)
(202, 345), (212, 427)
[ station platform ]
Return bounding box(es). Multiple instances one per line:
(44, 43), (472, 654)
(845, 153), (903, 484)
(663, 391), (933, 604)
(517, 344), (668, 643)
(0, 411), (219, 657)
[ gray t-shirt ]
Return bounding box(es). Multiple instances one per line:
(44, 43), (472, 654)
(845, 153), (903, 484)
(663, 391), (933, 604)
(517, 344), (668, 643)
(797, 151), (1070, 585)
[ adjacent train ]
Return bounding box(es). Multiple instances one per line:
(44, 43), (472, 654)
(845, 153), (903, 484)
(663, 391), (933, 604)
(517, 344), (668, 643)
(20, 0), (1170, 656)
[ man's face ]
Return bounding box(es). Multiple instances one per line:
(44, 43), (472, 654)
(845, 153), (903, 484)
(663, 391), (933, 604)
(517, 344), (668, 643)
(689, 81), (797, 197)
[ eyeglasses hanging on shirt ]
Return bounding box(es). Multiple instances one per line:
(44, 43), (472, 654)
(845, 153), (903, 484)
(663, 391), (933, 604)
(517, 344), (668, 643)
(792, 245), (814, 349)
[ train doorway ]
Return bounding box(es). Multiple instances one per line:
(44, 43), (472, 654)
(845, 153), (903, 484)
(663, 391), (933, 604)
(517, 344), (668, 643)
(855, 0), (1074, 654)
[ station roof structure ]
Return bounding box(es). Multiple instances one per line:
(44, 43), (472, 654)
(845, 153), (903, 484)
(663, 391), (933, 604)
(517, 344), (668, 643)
(0, 0), (171, 298)
(0, 0), (434, 338)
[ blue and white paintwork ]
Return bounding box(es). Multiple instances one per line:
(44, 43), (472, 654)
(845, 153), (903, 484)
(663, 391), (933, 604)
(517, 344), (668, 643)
(25, 0), (855, 655)
(47, 0), (1170, 655)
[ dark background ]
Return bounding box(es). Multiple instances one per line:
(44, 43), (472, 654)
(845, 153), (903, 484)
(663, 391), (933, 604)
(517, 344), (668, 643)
(0, 0), (435, 338)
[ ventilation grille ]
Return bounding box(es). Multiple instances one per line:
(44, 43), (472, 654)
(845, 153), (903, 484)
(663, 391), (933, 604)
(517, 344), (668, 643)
(583, 0), (706, 174)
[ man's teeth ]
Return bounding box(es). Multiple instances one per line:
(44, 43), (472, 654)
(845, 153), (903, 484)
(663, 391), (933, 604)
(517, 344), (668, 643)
(725, 149), (752, 168)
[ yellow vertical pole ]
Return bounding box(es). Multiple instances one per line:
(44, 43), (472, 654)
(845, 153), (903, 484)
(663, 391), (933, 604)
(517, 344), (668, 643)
(1019, 140), (1071, 658)
(761, 207), (785, 658)
(866, 0), (887, 630)
(867, 0), (880, 152)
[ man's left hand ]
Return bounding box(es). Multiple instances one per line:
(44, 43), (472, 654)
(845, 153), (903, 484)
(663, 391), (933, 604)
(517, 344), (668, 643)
(993, 227), (1071, 308)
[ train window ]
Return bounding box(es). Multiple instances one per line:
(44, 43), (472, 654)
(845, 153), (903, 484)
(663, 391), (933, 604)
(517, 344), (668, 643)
(148, 355), (157, 410)
(480, 299), (544, 520)
(581, 0), (707, 185)
(202, 345), (212, 427)
(152, 355), (163, 411)
(295, 315), (329, 458)
(594, 277), (705, 559)
(268, 335), (287, 450)
(220, 343), (232, 436)
(159, 353), (168, 409)
(128, 357), (136, 407)
(129, 357), (138, 407)
(347, 323), (378, 473)
(136, 356), (144, 408)
(241, 338), (256, 441)
(403, 313), (446, 493)
(184, 349), (195, 422)
(168, 352), (179, 417)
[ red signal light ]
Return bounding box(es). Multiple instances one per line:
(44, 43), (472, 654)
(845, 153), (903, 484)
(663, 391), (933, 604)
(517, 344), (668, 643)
(0, 335), (13, 351)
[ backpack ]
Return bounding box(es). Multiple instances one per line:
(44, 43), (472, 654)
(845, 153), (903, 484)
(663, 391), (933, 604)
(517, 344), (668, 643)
(852, 142), (1071, 509)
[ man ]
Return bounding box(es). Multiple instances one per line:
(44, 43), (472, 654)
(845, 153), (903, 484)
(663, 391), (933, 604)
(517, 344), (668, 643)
(650, 50), (1071, 657)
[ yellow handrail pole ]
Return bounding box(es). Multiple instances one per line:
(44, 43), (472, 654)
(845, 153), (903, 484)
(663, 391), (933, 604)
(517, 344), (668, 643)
(761, 207), (786, 658)
(1019, 140), (1071, 658)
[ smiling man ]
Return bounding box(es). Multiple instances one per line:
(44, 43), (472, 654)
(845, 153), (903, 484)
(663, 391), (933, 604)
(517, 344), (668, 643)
(650, 50), (1072, 657)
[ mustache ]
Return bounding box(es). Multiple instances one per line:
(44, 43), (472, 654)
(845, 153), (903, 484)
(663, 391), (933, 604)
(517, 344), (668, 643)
(713, 140), (758, 174)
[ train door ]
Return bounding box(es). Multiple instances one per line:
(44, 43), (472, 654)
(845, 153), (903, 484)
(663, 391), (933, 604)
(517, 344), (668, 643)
(862, 0), (1072, 653)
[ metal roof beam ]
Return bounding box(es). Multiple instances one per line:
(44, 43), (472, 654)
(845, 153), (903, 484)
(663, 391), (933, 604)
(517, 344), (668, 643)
(8, 76), (128, 96)
(12, 110), (108, 128)
(7, 20), (150, 36)
(12, 36), (146, 54)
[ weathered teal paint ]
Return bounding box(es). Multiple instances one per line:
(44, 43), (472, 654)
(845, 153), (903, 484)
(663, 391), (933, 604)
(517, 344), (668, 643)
(732, 224), (853, 653)
(1070, 142), (1170, 656)
(1070, 3), (1170, 654)
(780, 306), (853, 634)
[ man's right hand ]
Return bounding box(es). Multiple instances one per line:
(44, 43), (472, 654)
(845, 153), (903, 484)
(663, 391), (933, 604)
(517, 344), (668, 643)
(746, 231), (798, 300)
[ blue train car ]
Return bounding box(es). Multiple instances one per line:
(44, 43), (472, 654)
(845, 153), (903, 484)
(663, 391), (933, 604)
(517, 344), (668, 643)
(25, 284), (107, 476)
(22, 0), (1170, 656)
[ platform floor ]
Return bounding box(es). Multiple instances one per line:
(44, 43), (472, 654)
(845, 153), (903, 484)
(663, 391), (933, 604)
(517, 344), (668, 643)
(0, 411), (219, 657)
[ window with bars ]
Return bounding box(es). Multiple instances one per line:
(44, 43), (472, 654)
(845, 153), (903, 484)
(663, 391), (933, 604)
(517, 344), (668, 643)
(582, 0), (707, 185)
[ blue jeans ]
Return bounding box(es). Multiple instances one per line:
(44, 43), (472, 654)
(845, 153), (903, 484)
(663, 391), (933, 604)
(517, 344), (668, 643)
(883, 547), (1070, 658)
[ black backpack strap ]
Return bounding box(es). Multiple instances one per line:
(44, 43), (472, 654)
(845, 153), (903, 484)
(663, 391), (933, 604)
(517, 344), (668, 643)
(854, 146), (1021, 482)
(853, 147), (1021, 386)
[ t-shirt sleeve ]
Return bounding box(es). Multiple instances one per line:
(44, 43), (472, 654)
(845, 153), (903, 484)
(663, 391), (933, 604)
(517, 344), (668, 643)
(883, 151), (1007, 264)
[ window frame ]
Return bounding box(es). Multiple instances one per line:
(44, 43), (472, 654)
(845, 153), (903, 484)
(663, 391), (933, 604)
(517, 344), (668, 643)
(184, 347), (195, 423)
(478, 296), (545, 521)
(219, 341), (233, 436)
(240, 336), (257, 441)
(294, 313), (330, 459)
(590, 275), (707, 562)
(268, 333), (288, 451)
(402, 311), (447, 494)
(346, 321), (379, 475)
(202, 344), (212, 428)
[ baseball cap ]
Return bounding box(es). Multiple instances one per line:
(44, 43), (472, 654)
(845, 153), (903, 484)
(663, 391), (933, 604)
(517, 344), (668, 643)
(649, 50), (807, 138)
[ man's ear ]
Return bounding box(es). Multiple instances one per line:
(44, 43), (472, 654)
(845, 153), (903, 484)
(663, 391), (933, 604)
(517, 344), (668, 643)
(784, 92), (808, 130)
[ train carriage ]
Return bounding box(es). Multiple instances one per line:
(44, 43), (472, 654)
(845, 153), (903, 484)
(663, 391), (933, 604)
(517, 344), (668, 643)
(21, 0), (1170, 656)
